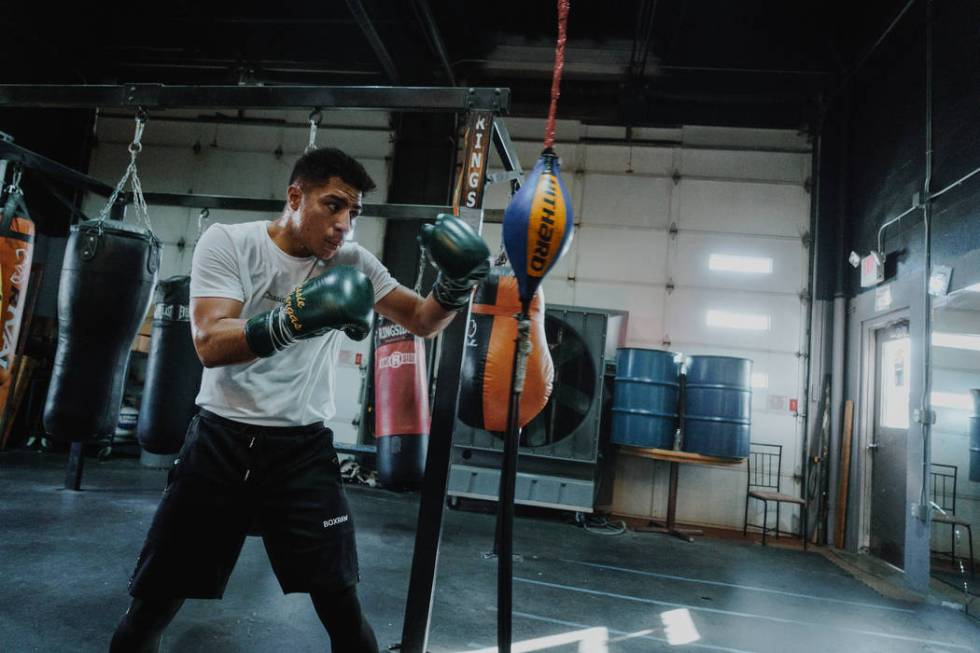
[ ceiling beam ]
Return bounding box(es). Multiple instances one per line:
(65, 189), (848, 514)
(344, 0), (402, 84)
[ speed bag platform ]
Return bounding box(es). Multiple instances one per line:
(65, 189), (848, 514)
(137, 276), (203, 454)
(43, 220), (160, 441)
(373, 316), (430, 489)
(458, 268), (554, 433)
(0, 198), (35, 410)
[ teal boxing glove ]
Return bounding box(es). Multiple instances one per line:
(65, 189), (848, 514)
(418, 214), (491, 311)
(244, 265), (375, 358)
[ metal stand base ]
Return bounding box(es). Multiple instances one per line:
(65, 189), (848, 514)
(64, 442), (84, 490)
(636, 523), (703, 543)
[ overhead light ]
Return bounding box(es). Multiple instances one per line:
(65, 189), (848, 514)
(932, 331), (980, 352)
(751, 372), (769, 389)
(706, 309), (771, 331)
(931, 392), (972, 411)
(965, 282), (980, 293)
(708, 254), (773, 274)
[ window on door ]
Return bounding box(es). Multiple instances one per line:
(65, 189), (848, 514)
(879, 336), (911, 429)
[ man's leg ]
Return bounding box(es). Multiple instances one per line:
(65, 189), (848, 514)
(109, 597), (185, 653)
(310, 585), (378, 653)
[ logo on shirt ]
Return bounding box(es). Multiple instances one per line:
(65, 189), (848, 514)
(263, 290), (287, 304)
(323, 514), (350, 528)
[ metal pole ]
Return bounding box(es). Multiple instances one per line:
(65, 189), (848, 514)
(496, 314), (531, 653)
(64, 443), (84, 490)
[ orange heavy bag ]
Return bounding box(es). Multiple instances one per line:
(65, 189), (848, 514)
(458, 267), (553, 432)
(373, 315), (430, 489)
(0, 190), (35, 410)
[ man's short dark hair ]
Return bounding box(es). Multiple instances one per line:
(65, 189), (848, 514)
(289, 147), (376, 194)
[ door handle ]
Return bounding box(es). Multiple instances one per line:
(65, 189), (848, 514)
(868, 442), (880, 450)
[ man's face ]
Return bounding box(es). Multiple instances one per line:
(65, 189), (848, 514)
(287, 176), (363, 259)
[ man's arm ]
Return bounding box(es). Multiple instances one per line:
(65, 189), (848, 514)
(191, 296), (256, 368)
(375, 286), (455, 339)
(374, 214), (491, 338)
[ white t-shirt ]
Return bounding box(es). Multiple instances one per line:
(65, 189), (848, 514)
(191, 221), (399, 426)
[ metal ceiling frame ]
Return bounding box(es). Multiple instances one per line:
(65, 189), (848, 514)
(0, 84), (509, 112)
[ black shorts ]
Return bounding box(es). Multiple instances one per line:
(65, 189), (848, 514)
(128, 409), (359, 599)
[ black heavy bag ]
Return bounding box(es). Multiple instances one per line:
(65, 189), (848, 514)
(137, 276), (203, 454)
(43, 220), (159, 441)
(373, 315), (429, 489)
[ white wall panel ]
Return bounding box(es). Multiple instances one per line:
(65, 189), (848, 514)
(573, 281), (666, 347)
(573, 226), (668, 284)
(671, 232), (805, 294)
(579, 174), (671, 228)
(666, 288), (801, 353)
(580, 145), (673, 176)
(679, 148), (809, 184)
(677, 179), (808, 237)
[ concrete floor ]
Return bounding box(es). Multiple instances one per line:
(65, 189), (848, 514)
(1, 450), (978, 653)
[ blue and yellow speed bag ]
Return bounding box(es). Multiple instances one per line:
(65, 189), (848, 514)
(502, 149), (574, 305)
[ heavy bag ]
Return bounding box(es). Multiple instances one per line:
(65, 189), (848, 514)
(373, 315), (429, 489)
(502, 149), (573, 305)
(43, 220), (159, 441)
(137, 276), (203, 454)
(0, 191), (34, 406)
(458, 268), (554, 433)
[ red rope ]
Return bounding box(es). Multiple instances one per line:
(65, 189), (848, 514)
(543, 0), (570, 150)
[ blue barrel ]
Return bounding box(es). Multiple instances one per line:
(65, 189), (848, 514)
(611, 348), (679, 449)
(682, 356), (752, 458)
(970, 389), (980, 482)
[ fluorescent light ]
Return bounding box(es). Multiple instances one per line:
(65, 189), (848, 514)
(706, 309), (771, 331)
(751, 372), (769, 388)
(932, 331), (980, 352)
(661, 609), (701, 646)
(461, 627), (609, 652)
(931, 392), (973, 411)
(708, 254), (773, 274)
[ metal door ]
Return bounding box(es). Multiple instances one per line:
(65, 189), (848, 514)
(869, 322), (910, 568)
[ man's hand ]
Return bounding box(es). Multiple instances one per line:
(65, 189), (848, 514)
(418, 214), (491, 312)
(244, 265), (374, 358)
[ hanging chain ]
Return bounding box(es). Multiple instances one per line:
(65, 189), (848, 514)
(192, 207), (210, 250)
(414, 240), (428, 295)
(96, 110), (155, 235)
(306, 108), (322, 153)
(8, 165), (22, 193)
(494, 241), (509, 267)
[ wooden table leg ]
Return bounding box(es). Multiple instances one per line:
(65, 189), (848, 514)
(636, 461), (702, 542)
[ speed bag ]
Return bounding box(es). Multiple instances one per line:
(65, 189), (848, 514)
(0, 198), (34, 409)
(43, 220), (159, 441)
(458, 268), (554, 433)
(373, 316), (430, 489)
(137, 276), (203, 454)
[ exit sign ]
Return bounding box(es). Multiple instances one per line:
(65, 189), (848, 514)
(860, 253), (884, 288)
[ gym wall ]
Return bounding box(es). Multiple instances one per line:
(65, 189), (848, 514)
(79, 109), (395, 444)
(483, 118), (812, 532)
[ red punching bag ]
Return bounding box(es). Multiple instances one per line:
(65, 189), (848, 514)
(0, 188), (35, 416)
(373, 315), (430, 489)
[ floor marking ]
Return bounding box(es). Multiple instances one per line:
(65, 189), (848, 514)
(515, 577), (973, 651)
(509, 611), (759, 653)
(558, 559), (914, 613)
